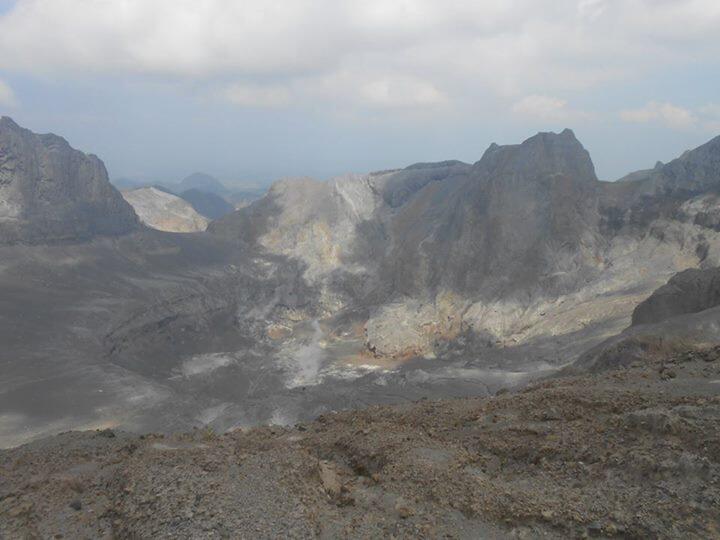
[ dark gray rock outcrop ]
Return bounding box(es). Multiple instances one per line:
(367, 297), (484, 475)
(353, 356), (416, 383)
(599, 134), (720, 234)
(179, 188), (235, 219)
(0, 116), (138, 244)
(644, 135), (720, 195)
(631, 266), (720, 326)
(382, 129), (602, 297)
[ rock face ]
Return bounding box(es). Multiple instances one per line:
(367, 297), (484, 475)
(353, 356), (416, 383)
(572, 268), (720, 374)
(211, 128), (720, 358)
(0, 116), (138, 244)
(616, 134), (720, 196)
(632, 267), (720, 325)
(384, 129), (601, 298)
(4, 117), (720, 452)
(179, 188), (235, 219)
(121, 187), (208, 232)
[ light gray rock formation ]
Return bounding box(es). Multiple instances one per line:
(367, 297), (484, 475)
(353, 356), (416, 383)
(0, 116), (138, 244)
(122, 187), (208, 232)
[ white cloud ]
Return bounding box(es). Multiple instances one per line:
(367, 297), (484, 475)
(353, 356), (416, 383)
(0, 79), (16, 107)
(0, 0), (718, 113)
(357, 77), (447, 109)
(620, 101), (697, 129)
(222, 83), (292, 108)
(578, 0), (608, 20)
(700, 104), (720, 133)
(511, 94), (589, 122)
(619, 101), (720, 132)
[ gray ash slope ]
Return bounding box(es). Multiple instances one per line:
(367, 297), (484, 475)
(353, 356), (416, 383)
(3, 116), (720, 448)
(573, 264), (720, 374)
(2, 339), (719, 539)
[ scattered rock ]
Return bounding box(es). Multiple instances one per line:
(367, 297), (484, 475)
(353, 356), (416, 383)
(1, 340), (720, 539)
(318, 460), (342, 497)
(395, 498), (415, 519)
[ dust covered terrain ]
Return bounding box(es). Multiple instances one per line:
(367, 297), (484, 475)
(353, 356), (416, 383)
(2, 344), (719, 539)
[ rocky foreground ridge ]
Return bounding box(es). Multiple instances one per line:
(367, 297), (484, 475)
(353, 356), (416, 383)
(1, 338), (719, 539)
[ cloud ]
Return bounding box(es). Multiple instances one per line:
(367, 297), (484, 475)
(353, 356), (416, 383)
(511, 94), (590, 122)
(222, 83), (292, 108)
(619, 101), (720, 132)
(356, 77), (447, 109)
(0, 0), (718, 114)
(700, 104), (720, 133)
(620, 101), (697, 129)
(0, 78), (15, 107)
(577, 0), (608, 20)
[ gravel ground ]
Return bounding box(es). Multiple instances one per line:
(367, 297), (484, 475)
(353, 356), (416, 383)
(2, 346), (720, 539)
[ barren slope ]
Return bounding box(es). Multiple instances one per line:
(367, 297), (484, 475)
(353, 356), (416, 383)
(1, 345), (719, 539)
(122, 187), (209, 232)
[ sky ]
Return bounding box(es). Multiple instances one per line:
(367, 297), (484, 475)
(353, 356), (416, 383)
(0, 0), (719, 187)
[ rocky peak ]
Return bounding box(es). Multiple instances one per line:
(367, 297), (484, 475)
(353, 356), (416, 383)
(475, 128), (597, 184)
(663, 134), (720, 190)
(617, 133), (720, 197)
(0, 115), (19, 129)
(0, 117), (138, 244)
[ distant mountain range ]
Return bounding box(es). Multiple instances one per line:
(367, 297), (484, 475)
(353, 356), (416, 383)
(113, 173), (265, 225)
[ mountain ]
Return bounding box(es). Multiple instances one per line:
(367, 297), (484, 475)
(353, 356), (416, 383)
(111, 177), (145, 190)
(121, 187), (209, 232)
(226, 187), (267, 209)
(179, 188), (236, 219)
(382, 129), (600, 298)
(211, 128), (720, 358)
(0, 116), (138, 244)
(3, 116), (720, 455)
(115, 173), (267, 211)
(3, 118), (720, 536)
(179, 172), (229, 195)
